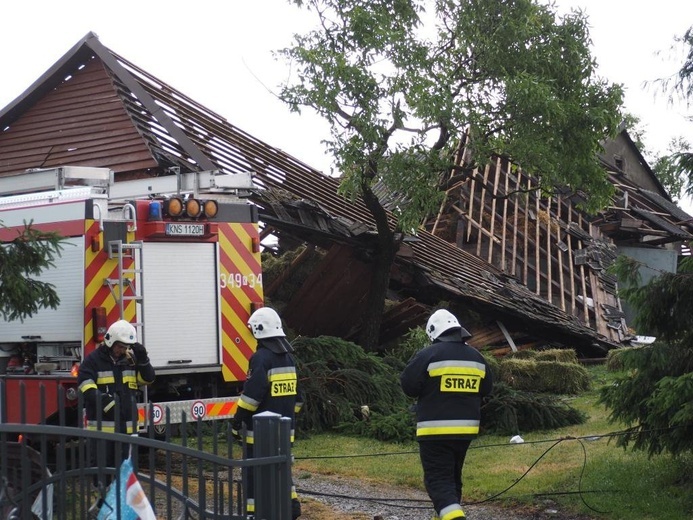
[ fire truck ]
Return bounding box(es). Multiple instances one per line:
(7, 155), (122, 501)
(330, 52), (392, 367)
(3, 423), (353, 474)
(0, 166), (264, 434)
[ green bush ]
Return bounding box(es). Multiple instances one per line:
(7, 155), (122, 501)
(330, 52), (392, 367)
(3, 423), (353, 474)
(535, 361), (590, 394)
(499, 358), (589, 394)
(385, 326), (429, 365)
(535, 348), (578, 364)
(336, 409), (416, 442)
(293, 335), (589, 442)
(293, 336), (409, 434)
(482, 382), (586, 434)
(482, 352), (501, 383)
(504, 349), (537, 360)
(498, 358), (539, 391)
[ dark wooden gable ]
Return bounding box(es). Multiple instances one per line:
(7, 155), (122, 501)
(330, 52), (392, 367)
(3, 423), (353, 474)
(0, 57), (157, 176)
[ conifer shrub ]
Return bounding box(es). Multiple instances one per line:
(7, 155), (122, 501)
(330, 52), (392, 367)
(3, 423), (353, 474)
(385, 326), (429, 365)
(482, 352), (501, 383)
(292, 335), (409, 435)
(482, 383), (586, 434)
(292, 335), (589, 442)
(606, 347), (627, 371)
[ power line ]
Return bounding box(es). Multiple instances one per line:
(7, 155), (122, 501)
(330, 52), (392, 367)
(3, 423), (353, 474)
(294, 425), (681, 513)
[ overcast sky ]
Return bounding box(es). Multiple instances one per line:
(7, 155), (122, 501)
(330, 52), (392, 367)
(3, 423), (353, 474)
(2, 1), (692, 204)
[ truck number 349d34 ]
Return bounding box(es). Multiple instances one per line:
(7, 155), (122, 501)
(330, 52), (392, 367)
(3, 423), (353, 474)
(220, 272), (263, 289)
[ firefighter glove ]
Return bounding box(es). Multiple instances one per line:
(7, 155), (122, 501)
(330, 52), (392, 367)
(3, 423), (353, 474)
(231, 417), (244, 440)
(130, 343), (150, 366)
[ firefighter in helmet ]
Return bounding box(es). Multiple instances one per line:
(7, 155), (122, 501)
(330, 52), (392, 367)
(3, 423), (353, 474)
(400, 309), (493, 520)
(231, 307), (304, 519)
(78, 320), (155, 476)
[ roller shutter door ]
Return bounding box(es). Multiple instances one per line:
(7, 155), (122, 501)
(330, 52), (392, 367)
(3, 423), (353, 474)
(140, 242), (219, 367)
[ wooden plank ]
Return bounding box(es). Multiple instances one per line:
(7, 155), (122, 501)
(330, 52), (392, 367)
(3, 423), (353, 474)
(487, 158), (501, 263)
(567, 199), (577, 315)
(466, 167), (478, 242)
(451, 205), (500, 243)
(535, 186), (541, 295)
(496, 321), (518, 352)
(557, 196), (566, 312)
(578, 214), (590, 325)
(501, 158), (509, 271)
(510, 168), (521, 277)
(476, 164), (490, 257)
(546, 198), (553, 304)
(523, 177), (531, 286)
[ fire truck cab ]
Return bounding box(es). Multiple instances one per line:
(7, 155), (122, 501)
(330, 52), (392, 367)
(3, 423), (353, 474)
(0, 166), (263, 431)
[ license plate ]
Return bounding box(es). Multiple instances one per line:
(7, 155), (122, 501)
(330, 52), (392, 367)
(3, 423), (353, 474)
(165, 223), (205, 236)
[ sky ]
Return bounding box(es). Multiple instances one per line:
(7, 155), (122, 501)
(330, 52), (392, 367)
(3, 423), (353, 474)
(2, 1), (692, 205)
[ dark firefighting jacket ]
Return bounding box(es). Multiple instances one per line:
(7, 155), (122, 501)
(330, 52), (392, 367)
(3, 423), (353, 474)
(400, 336), (493, 441)
(77, 344), (155, 434)
(233, 337), (304, 444)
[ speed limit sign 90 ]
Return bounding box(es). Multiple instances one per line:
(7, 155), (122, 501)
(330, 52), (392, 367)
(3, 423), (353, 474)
(191, 401), (207, 420)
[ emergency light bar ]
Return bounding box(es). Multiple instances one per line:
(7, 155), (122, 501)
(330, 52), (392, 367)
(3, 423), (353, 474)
(162, 196), (218, 219)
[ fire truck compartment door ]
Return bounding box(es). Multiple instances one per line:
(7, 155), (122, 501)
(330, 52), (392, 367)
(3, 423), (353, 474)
(140, 242), (219, 367)
(0, 236), (84, 343)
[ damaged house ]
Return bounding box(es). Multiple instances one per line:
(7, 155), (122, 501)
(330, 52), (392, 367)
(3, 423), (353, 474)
(1, 33), (691, 358)
(421, 129), (693, 352)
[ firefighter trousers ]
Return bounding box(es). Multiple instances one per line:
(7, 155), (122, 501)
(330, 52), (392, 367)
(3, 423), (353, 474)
(418, 439), (472, 519)
(244, 443), (301, 519)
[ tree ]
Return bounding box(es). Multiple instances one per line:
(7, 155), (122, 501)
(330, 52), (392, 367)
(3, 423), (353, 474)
(278, 0), (623, 349)
(657, 26), (693, 196)
(652, 136), (689, 203)
(602, 256), (693, 456)
(0, 222), (64, 322)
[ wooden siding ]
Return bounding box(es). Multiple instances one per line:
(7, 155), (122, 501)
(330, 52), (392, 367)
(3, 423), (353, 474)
(0, 58), (157, 176)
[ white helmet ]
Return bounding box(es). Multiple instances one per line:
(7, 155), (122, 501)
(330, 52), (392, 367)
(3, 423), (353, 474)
(247, 307), (285, 339)
(104, 320), (137, 347)
(426, 309), (462, 341)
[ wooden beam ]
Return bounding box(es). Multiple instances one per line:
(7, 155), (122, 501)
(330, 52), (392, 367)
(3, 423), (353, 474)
(497, 320), (518, 352)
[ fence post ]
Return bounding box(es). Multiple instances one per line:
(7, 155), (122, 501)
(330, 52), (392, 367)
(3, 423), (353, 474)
(253, 411), (292, 520)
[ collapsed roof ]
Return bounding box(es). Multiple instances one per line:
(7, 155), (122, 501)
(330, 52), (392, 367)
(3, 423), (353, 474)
(3, 32), (688, 356)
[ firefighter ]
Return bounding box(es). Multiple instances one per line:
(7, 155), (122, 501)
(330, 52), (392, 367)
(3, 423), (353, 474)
(231, 307), (304, 520)
(77, 319), (155, 477)
(400, 309), (493, 520)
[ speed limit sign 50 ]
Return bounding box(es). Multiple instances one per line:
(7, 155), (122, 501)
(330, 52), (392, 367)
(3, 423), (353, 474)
(150, 404), (164, 424)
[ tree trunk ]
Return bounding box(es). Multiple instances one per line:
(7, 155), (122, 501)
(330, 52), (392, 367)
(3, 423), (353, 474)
(357, 183), (400, 352)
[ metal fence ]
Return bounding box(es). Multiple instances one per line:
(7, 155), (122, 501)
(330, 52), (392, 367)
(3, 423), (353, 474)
(0, 380), (293, 519)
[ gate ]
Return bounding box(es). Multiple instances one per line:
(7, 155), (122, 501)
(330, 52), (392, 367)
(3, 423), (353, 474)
(0, 381), (293, 519)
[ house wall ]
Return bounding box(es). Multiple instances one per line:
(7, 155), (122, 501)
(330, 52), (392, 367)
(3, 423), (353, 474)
(601, 138), (661, 193)
(616, 245), (678, 329)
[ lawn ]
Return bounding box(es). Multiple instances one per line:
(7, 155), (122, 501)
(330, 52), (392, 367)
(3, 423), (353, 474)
(292, 365), (693, 520)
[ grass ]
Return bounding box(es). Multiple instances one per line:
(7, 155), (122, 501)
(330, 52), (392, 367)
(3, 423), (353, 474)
(292, 364), (693, 519)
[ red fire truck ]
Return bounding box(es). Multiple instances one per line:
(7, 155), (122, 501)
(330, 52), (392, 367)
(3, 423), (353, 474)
(0, 166), (263, 434)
